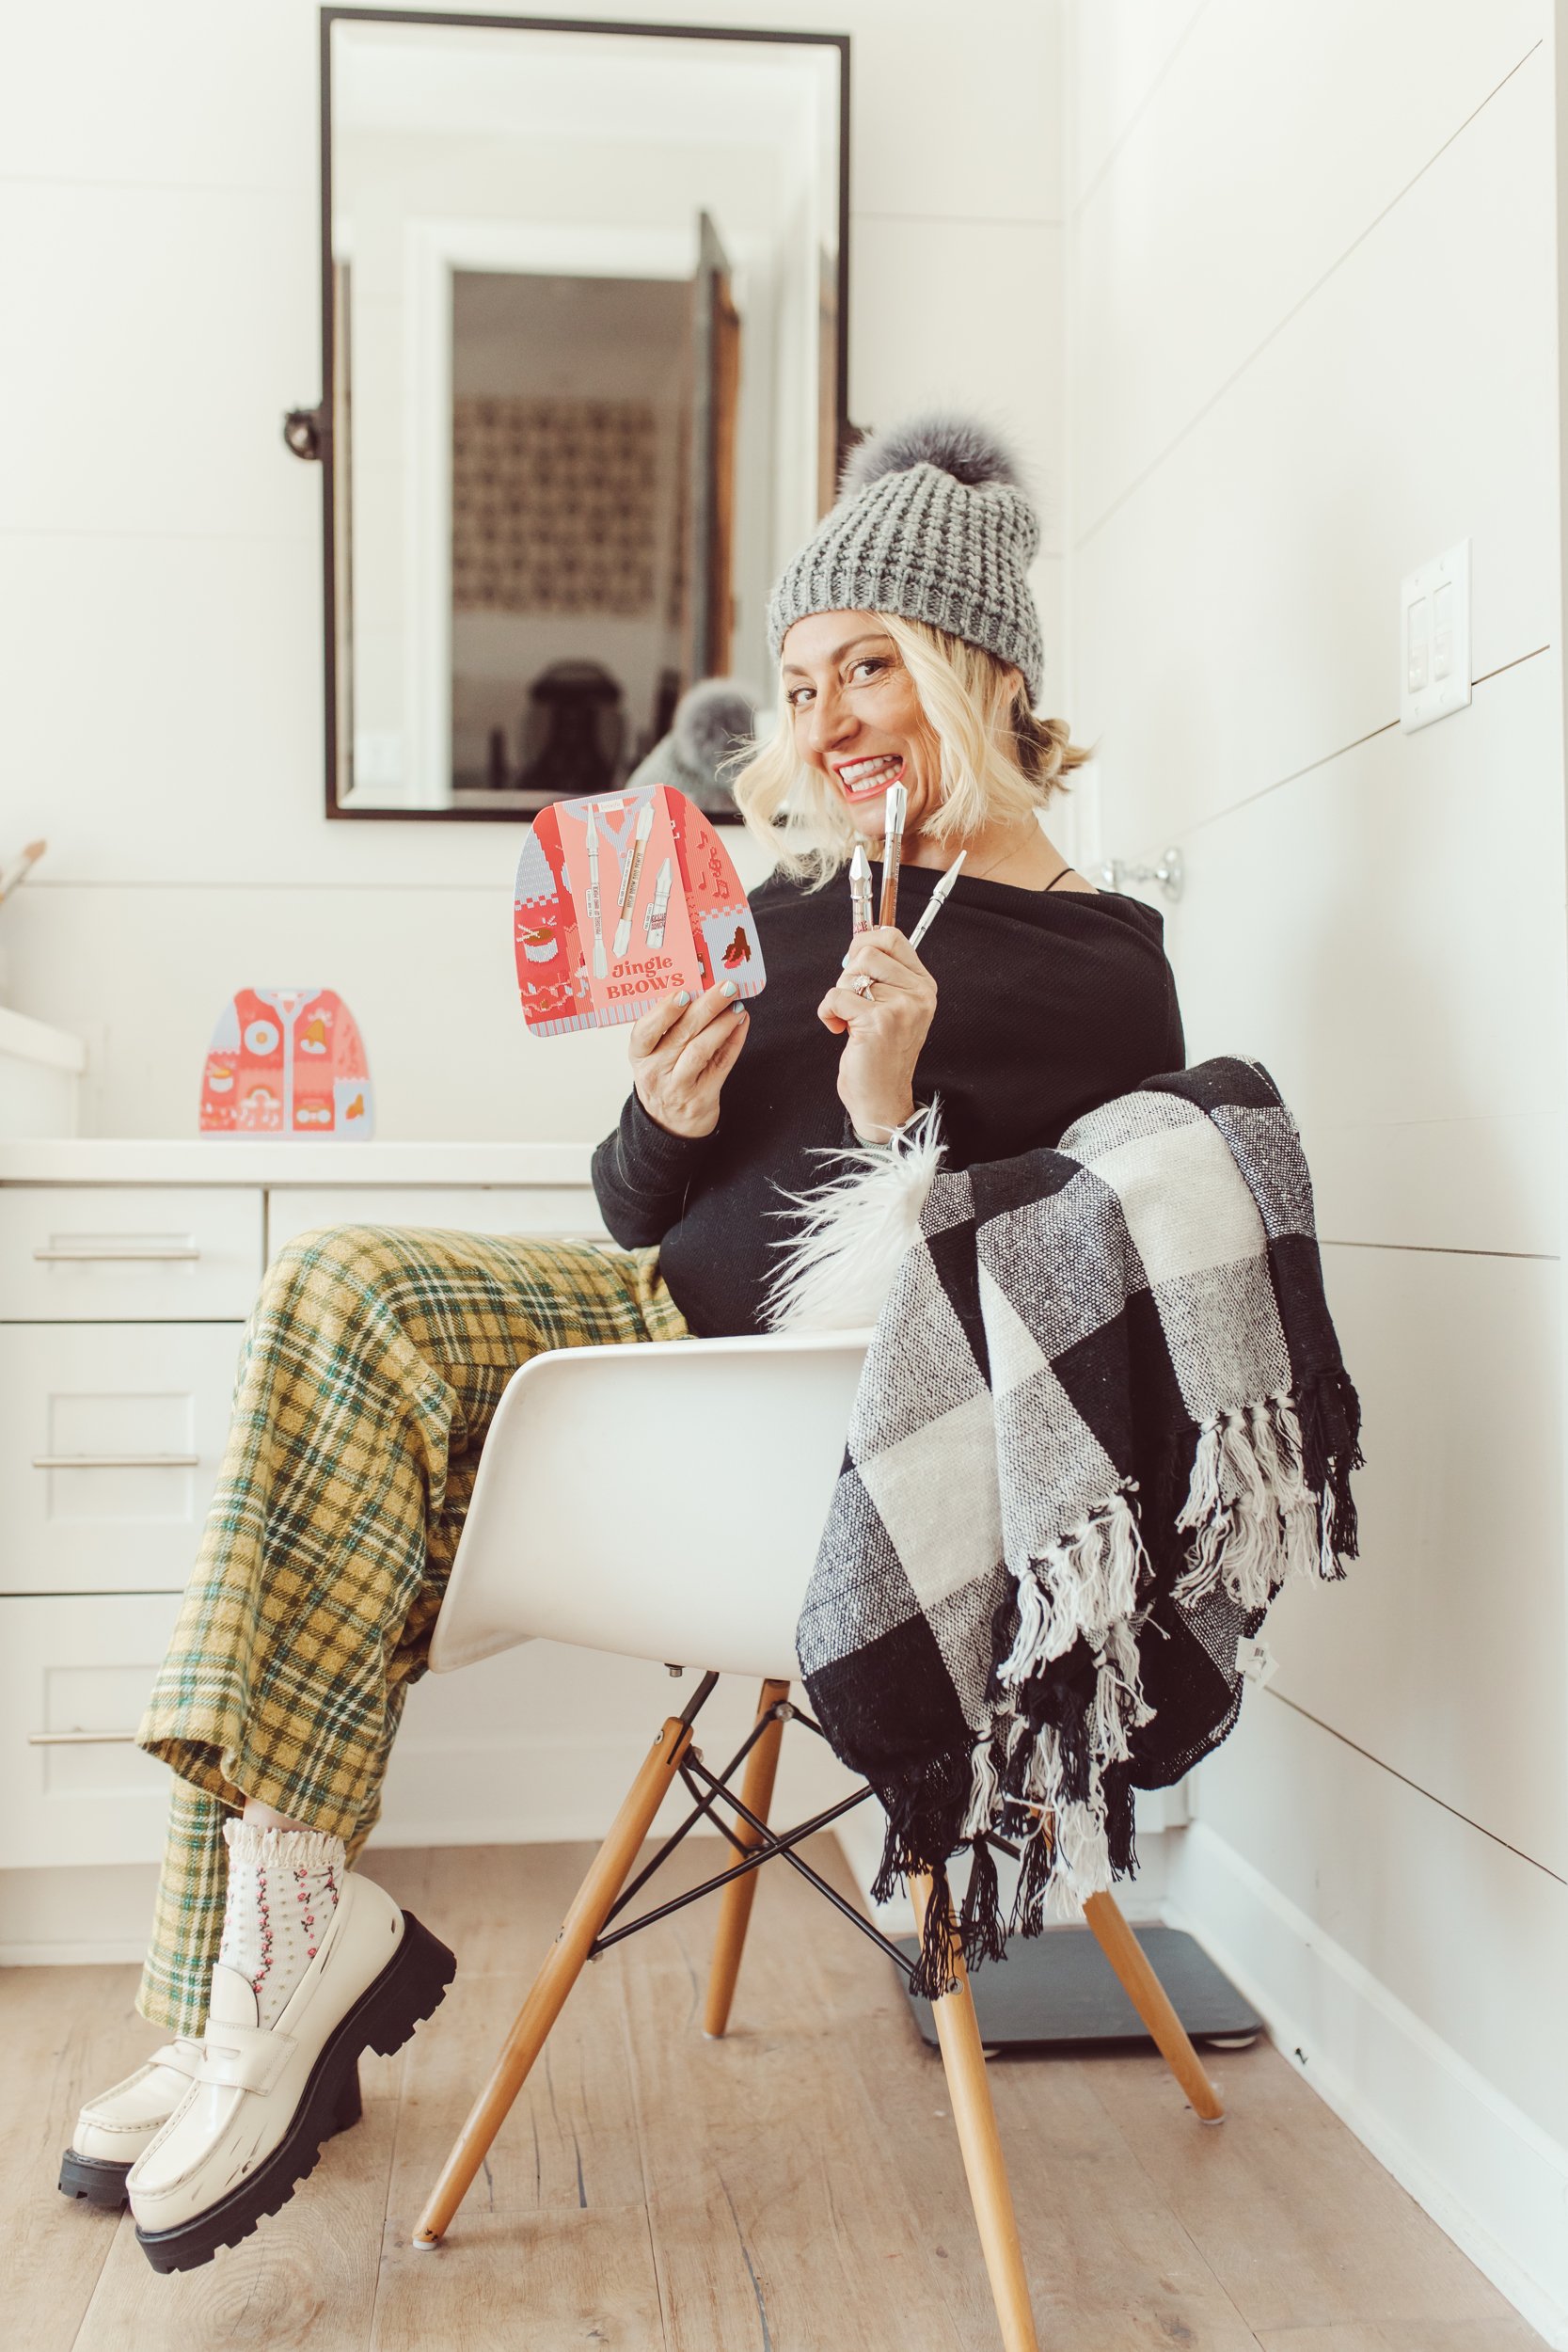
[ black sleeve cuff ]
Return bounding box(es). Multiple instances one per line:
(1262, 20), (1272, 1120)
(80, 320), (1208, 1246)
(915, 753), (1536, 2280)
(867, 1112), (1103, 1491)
(623, 1089), (713, 1177)
(591, 1089), (715, 1248)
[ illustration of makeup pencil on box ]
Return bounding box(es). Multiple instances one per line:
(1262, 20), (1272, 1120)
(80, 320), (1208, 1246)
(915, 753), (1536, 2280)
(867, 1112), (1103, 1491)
(513, 786), (766, 1038)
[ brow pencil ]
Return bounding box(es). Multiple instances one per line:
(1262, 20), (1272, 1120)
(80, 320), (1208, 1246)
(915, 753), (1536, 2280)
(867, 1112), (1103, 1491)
(906, 851), (967, 952)
(849, 842), (874, 933)
(878, 782), (908, 929)
(643, 857), (673, 949)
(612, 803), (655, 959)
(584, 806), (609, 977)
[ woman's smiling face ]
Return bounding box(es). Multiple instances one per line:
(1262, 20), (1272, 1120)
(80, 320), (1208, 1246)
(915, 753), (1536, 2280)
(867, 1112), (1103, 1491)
(780, 610), (942, 840)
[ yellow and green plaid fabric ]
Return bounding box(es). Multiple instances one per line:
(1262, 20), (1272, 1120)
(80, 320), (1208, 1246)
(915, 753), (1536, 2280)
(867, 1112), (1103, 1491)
(136, 1222), (687, 2031)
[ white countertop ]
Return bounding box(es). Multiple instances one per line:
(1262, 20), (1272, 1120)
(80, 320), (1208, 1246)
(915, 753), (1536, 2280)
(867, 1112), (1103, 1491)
(0, 1138), (594, 1185)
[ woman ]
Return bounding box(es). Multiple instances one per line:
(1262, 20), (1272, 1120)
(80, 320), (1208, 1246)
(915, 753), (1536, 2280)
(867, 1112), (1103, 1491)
(61, 415), (1184, 2270)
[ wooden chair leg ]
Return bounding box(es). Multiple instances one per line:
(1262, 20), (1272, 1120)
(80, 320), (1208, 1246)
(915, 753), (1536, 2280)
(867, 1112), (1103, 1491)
(413, 1712), (695, 2248)
(911, 1876), (1039, 2352)
(1082, 1889), (1224, 2121)
(703, 1676), (790, 2040)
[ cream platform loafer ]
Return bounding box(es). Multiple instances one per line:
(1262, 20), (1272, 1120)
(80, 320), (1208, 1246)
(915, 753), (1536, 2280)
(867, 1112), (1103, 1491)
(59, 2037), (363, 2211)
(59, 2037), (205, 2208)
(128, 1874), (454, 2274)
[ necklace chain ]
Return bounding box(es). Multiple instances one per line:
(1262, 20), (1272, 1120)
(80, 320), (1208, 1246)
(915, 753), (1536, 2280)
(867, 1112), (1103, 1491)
(967, 821), (1068, 887)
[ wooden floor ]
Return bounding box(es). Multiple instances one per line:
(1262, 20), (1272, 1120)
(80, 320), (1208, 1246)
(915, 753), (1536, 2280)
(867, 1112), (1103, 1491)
(7, 1836), (1545, 2352)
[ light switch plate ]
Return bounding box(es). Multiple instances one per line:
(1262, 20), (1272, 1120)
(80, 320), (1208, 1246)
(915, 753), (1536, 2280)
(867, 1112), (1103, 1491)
(1401, 540), (1471, 732)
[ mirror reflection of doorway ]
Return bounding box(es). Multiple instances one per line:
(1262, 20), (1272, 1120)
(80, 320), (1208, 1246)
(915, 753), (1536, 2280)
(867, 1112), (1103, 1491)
(449, 269), (703, 809)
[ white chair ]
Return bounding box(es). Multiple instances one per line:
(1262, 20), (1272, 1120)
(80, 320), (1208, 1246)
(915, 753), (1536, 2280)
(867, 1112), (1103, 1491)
(411, 1330), (1223, 2352)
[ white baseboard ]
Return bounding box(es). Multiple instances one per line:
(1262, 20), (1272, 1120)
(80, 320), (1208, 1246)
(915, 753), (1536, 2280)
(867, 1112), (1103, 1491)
(1164, 1820), (1568, 2351)
(0, 1860), (163, 1967)
(371, 1719), (860, 1852)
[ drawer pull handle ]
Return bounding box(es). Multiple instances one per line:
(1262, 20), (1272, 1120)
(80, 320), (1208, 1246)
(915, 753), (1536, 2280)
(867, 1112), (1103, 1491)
(27, 1729), (139, 1746)
(33, 1245), (202, 1263)
(31, 1453), (201, 1470)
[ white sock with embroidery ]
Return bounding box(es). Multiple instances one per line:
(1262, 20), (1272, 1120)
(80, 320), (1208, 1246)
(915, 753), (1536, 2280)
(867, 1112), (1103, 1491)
(216, 1820), (347, 2028)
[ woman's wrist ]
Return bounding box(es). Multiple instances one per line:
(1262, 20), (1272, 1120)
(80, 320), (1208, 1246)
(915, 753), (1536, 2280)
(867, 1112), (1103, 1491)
(630, 1085), (716, 1152)
(847, 1092), (916, 1146)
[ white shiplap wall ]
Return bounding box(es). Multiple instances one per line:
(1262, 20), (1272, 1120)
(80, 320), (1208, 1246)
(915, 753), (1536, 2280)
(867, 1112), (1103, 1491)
(0, 0), (1065, 1143)
(1064, 4), (1568, 2338)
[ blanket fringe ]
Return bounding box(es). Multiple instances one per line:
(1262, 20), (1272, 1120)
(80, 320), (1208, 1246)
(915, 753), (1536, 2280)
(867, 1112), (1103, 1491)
(1296, 1363), (1365, 1573)
(961, 1731), (1002, 1837)
(996, 1488), (1150, 1682)
(1173, 1375), (1360, 1610)
(883, 1780), (1144, 1998)
(864, 1367), (1363, 1994)
(911, 1866), (959, 1997)
(958, 1837), (1009, 1967)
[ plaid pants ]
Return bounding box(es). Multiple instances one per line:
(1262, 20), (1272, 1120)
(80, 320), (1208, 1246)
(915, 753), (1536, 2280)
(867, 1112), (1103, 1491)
(135, 1223), (688, 2031)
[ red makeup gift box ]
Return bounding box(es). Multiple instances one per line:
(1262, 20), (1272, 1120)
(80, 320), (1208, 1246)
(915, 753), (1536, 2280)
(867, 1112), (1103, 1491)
(199, 988), (372, 1136)
(514, 785), (765, 1038)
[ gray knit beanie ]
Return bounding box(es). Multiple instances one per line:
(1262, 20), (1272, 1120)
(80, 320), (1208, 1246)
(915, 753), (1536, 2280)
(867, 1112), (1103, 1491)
(767, 413), (1044, 701)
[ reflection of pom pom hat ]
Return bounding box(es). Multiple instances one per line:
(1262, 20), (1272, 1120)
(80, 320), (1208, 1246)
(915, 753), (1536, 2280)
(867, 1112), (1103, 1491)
(626, 676), (757, 812)
(766, 412), (1044, 701)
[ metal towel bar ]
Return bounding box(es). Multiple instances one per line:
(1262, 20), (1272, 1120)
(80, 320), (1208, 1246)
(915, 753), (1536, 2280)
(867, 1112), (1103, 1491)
(32, 1245), (201, 1263)
(31, 1453), (200, 1470)
(27, 1729), (139, 1747)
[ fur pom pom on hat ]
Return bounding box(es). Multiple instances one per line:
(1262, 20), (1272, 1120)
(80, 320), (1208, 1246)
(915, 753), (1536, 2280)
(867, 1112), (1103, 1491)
(625, 676), (757, 814)
(839, 412), (1029, 499)
(768, 411), (1045, 700)
(672, 676), (755, 777)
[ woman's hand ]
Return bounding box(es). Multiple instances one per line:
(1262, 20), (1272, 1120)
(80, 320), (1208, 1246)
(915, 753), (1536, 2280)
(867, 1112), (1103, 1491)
(817, 925), (937, 1142)
(631, 983), (750, 1138)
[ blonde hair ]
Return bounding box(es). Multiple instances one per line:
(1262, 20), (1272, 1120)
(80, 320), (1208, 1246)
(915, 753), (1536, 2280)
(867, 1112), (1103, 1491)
(731, 614), (1092, 884)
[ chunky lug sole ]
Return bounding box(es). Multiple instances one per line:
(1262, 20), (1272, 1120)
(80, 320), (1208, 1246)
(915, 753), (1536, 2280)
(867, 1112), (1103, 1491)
(135, 1912), (454, 2274)
(58, 2066), (364, 2213)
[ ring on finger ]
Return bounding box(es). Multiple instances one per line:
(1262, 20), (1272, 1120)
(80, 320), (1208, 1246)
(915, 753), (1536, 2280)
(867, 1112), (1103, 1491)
(852, 974), (875, 999)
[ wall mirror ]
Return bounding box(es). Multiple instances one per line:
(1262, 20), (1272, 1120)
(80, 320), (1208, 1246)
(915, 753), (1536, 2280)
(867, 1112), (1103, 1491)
(313, 8), (849, 821)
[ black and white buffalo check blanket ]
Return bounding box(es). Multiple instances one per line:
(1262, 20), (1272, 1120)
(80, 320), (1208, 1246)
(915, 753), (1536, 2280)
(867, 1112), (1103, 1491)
(772, 1056), (1363, 1995)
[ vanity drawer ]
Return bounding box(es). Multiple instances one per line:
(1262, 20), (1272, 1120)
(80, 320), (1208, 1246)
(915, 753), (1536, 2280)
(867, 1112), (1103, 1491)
(0, 1591), (183, 1869)
(266, 1184), (604, 1258)
(0, 1186), (263, 1321)
(0, 1322), (242, 1594)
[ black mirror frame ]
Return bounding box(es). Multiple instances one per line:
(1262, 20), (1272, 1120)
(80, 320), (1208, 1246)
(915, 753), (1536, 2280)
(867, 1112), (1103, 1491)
(308, 5), (852, 823)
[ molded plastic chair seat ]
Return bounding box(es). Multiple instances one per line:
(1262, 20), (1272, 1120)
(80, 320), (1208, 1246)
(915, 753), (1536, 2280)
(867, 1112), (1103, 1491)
(429, 1328), (874, 1681)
